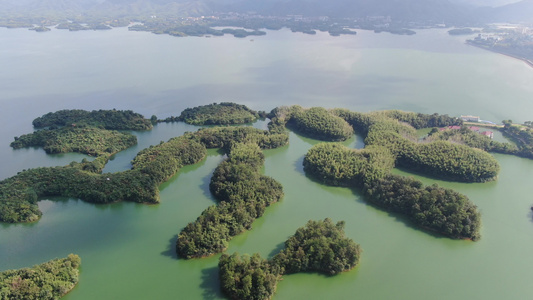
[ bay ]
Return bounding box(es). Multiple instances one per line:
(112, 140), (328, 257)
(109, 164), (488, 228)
(0, 26), (532, 300)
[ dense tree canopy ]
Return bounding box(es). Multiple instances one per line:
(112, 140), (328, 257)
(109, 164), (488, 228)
(303, 142), (482, 240)
(0, 254), (81, 300)
(333, 109), (500, 182)
(11, 127), (137, 156)
(177, 142), (284, 258)
(219, 253), (282, 300)
(2, 123), (289, 223)
(268, 106), (354, 141)
(272, 218), (362, 275)
(164, 102), (260, 125)
(32, 109), (153, 130)
(219, 219), (361, 300)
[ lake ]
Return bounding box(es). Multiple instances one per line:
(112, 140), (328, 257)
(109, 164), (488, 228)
(1, 26), (533, 300)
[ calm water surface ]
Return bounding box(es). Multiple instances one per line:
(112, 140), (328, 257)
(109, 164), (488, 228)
(1, 27), (533, 300)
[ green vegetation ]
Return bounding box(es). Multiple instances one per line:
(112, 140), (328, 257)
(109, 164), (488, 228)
(269, 106), (354, 141)
(219, 253), (282, 300)
(163, 102), (259, 125)
(426, 126), (518, 155)
(32, 109), (153, 130)
(333, 109), (500, 182)
(0, 157), (160, 223)
(501, 125), (533, 159)
(448, 28), (478, 35)
(272, 219), (362, 275)
(1, 125), (287, 223)
(219, 219), (361, 300)
(0, 254), (81, 300)
(304, 143), (481, 240)
(190, 126), (289, 151)
(176, 142), (284, 258)
(11, 127), (137, 156)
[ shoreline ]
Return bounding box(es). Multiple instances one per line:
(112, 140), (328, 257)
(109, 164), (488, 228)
(466, 42), (533, 68)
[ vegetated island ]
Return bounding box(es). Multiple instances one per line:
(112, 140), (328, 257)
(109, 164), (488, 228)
(177, 141), (285, 259)
(268, 105), (354, 142)
(161, 102), (262, 125)
(2, 105), (529, 241)
(219, 219), (361, 300)
(32, 109), (153, 131)
(11, 126), (137, 156)
(0, 121), (287, 223)
(0, 254), (81, 300)
(448, 28), (479, 35)
(9, 108), (156, 156)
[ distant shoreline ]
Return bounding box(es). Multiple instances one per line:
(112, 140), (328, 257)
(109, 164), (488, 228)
(467, 42), (533, 68)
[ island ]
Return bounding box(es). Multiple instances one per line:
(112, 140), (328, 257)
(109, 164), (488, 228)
(0, 254), (81, 300)
(161, 102), (261, 125)
(268, 105), (354, 142)
(0, 124), (287, 223)
(11, 127), (137, 156)
(219, 219), (361, 300)
(448, 28), (479, 35)
(32, 109), (153, 131)
(177, 141), (285, 258)
(2, 105), (529, 241)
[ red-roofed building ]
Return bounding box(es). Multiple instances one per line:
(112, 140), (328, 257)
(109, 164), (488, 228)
(481, 131), (494, 139)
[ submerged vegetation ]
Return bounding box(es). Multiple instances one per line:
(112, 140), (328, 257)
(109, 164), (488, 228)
(0, 254), (81, 300)
(162, 102), (260, 125)
(219, 219), (361, 300)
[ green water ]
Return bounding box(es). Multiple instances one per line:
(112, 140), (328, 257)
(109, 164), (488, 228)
(1, 27), (533, 299)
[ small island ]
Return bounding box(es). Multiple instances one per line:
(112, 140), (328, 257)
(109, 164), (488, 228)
(268, 105), (354, 142)
(0, 254), (81, 300)
(162, 102), (261, 125)
(219, 219), (361, 300)
(11, 126), (137, 156)
(32, 109), (153, 131)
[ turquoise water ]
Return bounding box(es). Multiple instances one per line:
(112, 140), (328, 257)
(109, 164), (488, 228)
(1, 27), (533, 299)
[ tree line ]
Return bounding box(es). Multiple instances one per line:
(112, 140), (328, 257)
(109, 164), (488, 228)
(219, 219), (361, 300)
(0, 254), (81, 300)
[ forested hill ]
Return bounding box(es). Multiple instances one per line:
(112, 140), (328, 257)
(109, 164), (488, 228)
(1, 0), (530, 25)
(218, 0), (471, 23)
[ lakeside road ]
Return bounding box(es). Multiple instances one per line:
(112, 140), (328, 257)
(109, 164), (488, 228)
(463, 122), (503, 128)
(466, 41), (533, 68)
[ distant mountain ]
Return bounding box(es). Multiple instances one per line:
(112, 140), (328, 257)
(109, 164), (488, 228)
(2, 0), (529, 25)
(491, 0), (533, 22)
(450, 0), (519, 7)
(217, 0), (473, 24)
